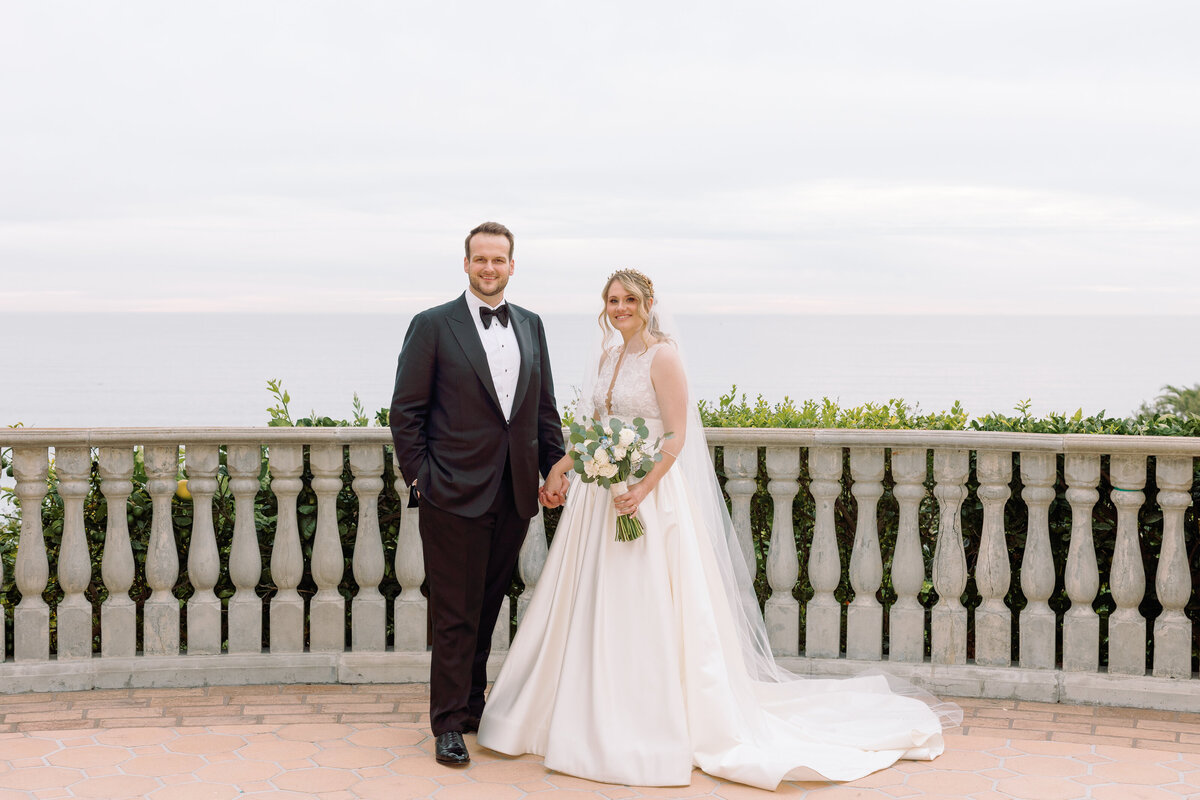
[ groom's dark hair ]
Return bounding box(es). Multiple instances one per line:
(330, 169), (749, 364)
(465, 221), (515, 260)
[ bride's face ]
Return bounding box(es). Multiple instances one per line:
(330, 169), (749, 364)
(605, 280), (647, 335)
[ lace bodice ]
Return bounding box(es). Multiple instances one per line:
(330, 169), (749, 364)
(589, 342), (669, 422)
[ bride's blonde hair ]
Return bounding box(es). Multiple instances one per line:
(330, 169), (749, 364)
(598, 269), (670, 349)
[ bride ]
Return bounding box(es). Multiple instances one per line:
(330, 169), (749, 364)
(477, 269), (959, 790)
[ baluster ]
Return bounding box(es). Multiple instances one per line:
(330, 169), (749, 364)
(0, 448), (4, 663)
(184, 445), (221, 655)
(764, 447), (801, 656)
(847, 448), (885, 661)
(723, 445), (760, 579)
(931, 449), (969, 665)
(309, 444), (346, 652)
(888, 448), (927, 663)
(269, 444), (305, 653)
(393, 452), (427, 650)
(1062, 454), (1101, 672)
(13, 447), (49, 662)
(491, 505), (515, 652)
(143, 445), (180, 655)
(56, 446), (93, 660)
(517, 511), (547, 625)
(99, 447), (136, 658)
(1108, 455), (1147, 675)
(227, 445), (263, 654)
(350, 444), (386, 652)
(1153, 455), (1193, 678)
(974, 450), (1012, 667)
(805, 446), (842, 658)
(492, 591), (512, 651)
(1019, 452), (1057, 669)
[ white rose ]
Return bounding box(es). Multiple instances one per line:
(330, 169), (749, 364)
(584, 459), (601, 478)
(618, 428), (636, 447)
(612, 445), (628, 461)
(594, 448), (610, 465)
(630, 451), (643, 467)
(598, 462), (619, 479)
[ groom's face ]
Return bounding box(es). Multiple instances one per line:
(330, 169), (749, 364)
(464, 233), (515, 302)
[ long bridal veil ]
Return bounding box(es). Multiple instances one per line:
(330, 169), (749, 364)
(575, 294), (963, 733)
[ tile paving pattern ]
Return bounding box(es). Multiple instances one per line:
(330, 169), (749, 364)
(1, 684), (1198, 798)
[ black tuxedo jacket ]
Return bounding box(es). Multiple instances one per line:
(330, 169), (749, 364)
(389, 293), (565, 520)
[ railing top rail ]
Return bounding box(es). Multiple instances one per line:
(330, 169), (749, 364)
(3, 426), (1200, 455)
(0, 427), (395, 446)
(704, 428), (1200, 455)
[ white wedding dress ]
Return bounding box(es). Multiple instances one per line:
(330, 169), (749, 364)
(477, 342), (949, 790)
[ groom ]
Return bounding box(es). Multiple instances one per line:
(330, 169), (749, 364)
(389, 221), (567, 766)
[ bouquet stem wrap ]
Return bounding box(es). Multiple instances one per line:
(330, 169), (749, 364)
(608, 480), (645, 542)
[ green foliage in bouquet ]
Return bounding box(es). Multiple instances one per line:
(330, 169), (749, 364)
(567, 417), (663, 488)
(567, 417), (671, 542)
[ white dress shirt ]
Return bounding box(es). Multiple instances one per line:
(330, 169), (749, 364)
(464, 291), (521, 420)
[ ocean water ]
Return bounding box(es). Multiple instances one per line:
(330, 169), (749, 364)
(1, 313), (1195, 428)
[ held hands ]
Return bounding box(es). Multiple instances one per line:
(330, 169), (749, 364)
(539, 470), (571, 509)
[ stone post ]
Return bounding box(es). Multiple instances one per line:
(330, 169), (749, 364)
(269, 444), (305, 653)
(1153, 455), (1193, 679)
(492, 594), (512, 651)
(308, 444), (346, 652)
(931, 448), (969, 665)
(805, 446), (842, 658)
(973, 450), (1012, 667)
(143, 445), (181, 656)
(1062, 454), (1100, 672)
(847, 447), (884, 661)
(55, 446), (94, 660)
(0, 447), (4, 663)
(1108, 455), (1147, 676)
(393, 452), (427, 651)
(723, 446), (760, 581)
(99, 447), (136, 658)
(227, 445), (264, 654)
(888, 448), (927, 663)
(184, 445), (221, 655)
(1019, 452), (1057, 669)
(350, 444), (386, 652)
(517, 511), (548, 625)
(14, 447), (49, 662)
(764, 447), (801, 656)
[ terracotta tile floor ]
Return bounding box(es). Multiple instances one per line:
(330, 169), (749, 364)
(2, 684), (1200, 798)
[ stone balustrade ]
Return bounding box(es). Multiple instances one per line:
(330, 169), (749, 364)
(0, 427), (1197, 712)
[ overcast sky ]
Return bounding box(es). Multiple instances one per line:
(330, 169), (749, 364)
(2, 1), (1197, 315)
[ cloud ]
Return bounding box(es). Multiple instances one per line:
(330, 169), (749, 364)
(2, 2), (1198, 314)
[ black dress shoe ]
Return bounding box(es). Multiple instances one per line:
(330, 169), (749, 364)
(462, 716), (482, 734)
(435, 731), (470, 765)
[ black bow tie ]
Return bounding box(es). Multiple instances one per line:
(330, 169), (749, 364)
(479, 304), (510, 329)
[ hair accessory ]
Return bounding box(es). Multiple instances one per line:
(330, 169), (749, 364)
(606, 268), (654, 298)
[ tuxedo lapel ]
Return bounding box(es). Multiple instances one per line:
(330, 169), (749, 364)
(446, 295), (504, 416)
(508, 305), (534, 416)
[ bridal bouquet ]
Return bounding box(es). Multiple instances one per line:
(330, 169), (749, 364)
(568, 416), (672, 542)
